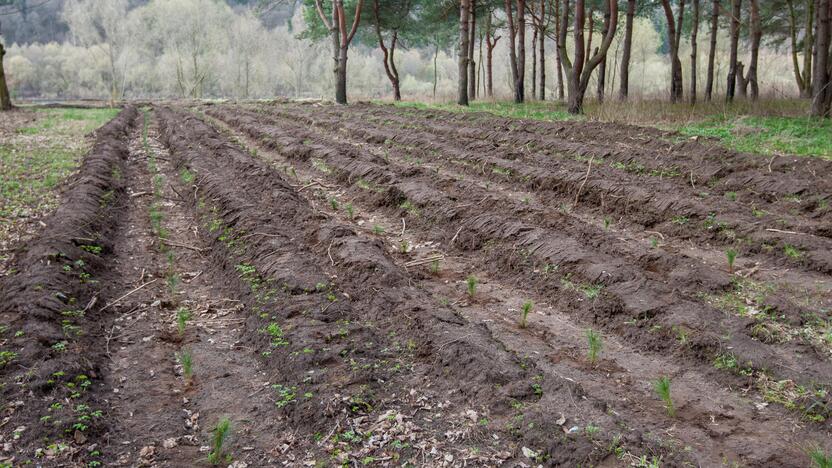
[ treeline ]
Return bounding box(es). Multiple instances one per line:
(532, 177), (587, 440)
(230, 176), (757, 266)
(304, 0), (831, 117)
(0, 0), (830, 117)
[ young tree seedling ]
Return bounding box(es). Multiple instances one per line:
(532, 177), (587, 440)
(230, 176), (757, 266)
(653, 376), (675, 417)
(586, 329), (602, 365)
(207, 417), (232, 465)
(429, 259), (440, 275)
(726, 249), (737, 273)
(519, 301), (533, 328)
(178, 349), (193, 384)
(466, 275), (478, 298)
(176, 307), (192, 337)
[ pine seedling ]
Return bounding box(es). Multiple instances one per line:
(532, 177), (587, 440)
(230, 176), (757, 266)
(207, 417), (232, 465)
(809, 447), (832, 468)
(178, 349), (193, 383)
(345, 203), (354, 219)
(399, 239), (409, 253)
(603, 217), (612, 231)
(586, 329), (602, 364)
(176, 307), (192, 337)
(429, 259), (440, 275)
(726, 249), (737, 273)
(329, 198), (339, 211)
(466, 275), (478, 297)
(372, 224), (384, 235)
(519, 301), (533, 328)
(653, 376), (675, 417)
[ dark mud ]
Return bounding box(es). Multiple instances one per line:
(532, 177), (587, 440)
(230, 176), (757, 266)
(0, 107), (137, 465)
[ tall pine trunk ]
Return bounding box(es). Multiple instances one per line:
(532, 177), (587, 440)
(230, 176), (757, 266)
(705, 0), (718, 100)
(619, 0), (635, 100)
(812, 0), (831, 116)
(802, 0), (814, 97)
(517, 0), (526, 103)
(458, 0), (471, 105)
(539, 8), (546, 101)
(690, 0), (699, 104)
(746, 0), (761, 99)
(555, 0), (565, 99)
(597, 4), (611, 102)
(532, 27), (538, 98)
(661, 0), (685, 103)
(726, 0), (742, 102)
(468, 0), (477, 99)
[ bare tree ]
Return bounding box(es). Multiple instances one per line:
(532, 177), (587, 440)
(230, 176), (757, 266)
(786, 0), (813, 97)
(619, 0), (636, 100)
(313, 0), (364, 105)
(661, 0), (685, 103)
(596, 3), (611, 102)
(704, 0), (719, 100)
(484, 8), (501, 98)
(558, 0), (618, 114)
(726, 0), (741, 101)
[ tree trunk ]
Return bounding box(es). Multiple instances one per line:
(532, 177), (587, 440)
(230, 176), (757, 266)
(539, 10), (546, 101)
(619, 0), (635, 100)
(517, 0), (527, 103)
(458, 0), (471, 105)
(374, 0), (402, 101)
(705, 0), (718, 100)
(336, 46), (348, 104)
(433, 43), (439, 98)
(555, 0), (565, 99)
(532, 27), (538, 98)
(726, 0), (742, 102)
(802, 0), (815, 97)
(559, 0), (618, 114)
(690, 0), (699, 104)
(746, 0), (761, 99)
(0, 42), (12, 111)
(737, 61), (747, 96)
(812, 0), (831, 116)
(597, 3), (611, 102)
(468, 0), (477, 100)
(661, 0), (685, 103)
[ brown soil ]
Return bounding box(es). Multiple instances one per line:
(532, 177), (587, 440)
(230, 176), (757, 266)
(1, 102), (830, 467)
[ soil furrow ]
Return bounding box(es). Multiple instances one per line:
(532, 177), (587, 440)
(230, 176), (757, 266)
(207, 103), (832, 413)
(203, 106), (832, 467)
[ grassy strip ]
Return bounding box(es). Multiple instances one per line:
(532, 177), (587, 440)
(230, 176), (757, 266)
(390, 99), (831, 159)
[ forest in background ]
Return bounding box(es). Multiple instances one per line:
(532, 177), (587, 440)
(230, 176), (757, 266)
(0, 0), (825, 113)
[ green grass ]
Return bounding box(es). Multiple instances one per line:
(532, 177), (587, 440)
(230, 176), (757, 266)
(1, 108), (120, 256)
(677, 115), (832, 159)
(17, 108), (120, 136)
(390, 99), (830, 159)
(391, 100), (577, 122)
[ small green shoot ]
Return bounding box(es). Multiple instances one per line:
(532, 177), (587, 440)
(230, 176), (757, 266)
(329, 198), (339, 210)
(603, 216), (612, 231)
(726, 249), (737, 273)
(653, 376), (675, 417)
(783, 244), (802, 260)
(345, 203), (354, 219)
(176, 307), (192, 337)
(809, 447), (832, 468)
(372, 224), (384, 235)
(430, 259), (440, 275)
(519, 301), (533, 328)
(178, 349), (193, 383)
(207, 417), (232, 465)
(466, 275), (478, 297)
(586, 329), (602, 365)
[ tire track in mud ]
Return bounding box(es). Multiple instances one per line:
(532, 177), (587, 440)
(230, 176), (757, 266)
(102, 111), (283, 466)
(208, 104), (832, 397)
(267, 103), (832, 275)
(159, 106), (650, 467)
(204, 107), (832, 467)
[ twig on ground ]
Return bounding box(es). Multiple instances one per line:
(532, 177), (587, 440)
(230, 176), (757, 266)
(101, 279), (158, 311)
(573, 156), (594, 205)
